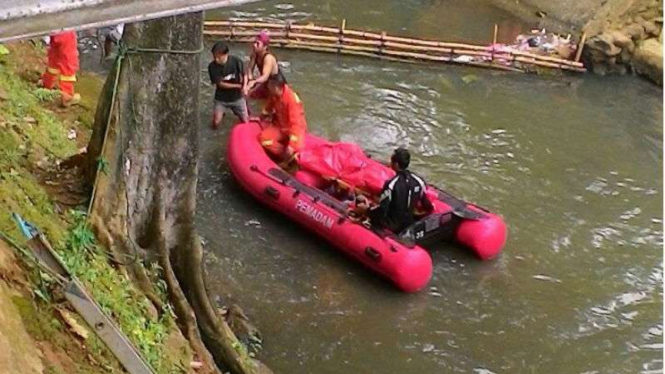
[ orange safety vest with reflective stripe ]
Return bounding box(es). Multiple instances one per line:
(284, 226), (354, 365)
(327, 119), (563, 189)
(263, 85), (307, 151)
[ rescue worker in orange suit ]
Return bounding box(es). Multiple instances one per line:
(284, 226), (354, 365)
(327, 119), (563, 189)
(40, 31), (81, 107)
(259, 74), (307, 162)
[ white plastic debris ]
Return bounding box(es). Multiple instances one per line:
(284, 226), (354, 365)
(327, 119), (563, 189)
(452, 55), (473, 63)
(532, 274), (562, 283)
(244, 219), (261, 227)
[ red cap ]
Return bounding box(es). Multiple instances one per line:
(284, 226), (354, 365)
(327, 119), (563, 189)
(255, 30), (270, 46)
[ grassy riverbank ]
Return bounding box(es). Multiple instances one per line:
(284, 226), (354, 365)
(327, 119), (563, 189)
(0, 41), (194, 374)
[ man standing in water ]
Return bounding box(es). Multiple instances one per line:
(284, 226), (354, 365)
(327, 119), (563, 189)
(208, 41), (249, 129)
(243, 30), (283, 100)
(259, 74), (307, 161)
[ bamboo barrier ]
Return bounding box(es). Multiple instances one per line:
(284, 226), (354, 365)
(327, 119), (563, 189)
(225, 36), (526, 73)
(204, 20), (587, 74)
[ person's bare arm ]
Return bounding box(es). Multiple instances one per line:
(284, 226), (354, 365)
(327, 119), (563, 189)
(252, 54), (276, 85)
(245, 53), (256, 81)
(217, 81), (242, 90)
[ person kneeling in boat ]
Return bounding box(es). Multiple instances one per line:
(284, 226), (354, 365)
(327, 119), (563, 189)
(354, 148), (433, 233)
(259, 74), (307, 162)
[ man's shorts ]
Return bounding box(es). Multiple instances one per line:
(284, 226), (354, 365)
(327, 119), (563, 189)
(214, 97), (249, 123)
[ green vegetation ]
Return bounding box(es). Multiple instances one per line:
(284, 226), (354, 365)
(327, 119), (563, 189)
(0, 49), (74, 244)
(12, 294), (123, 374)
(62, 211), (187, 373)
(0, 42), (191, 374)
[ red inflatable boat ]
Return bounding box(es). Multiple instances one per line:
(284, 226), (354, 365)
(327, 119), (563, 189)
(227, 122), (507, 292)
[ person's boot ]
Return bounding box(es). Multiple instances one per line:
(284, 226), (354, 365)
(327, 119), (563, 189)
(61, 92), (81, 107)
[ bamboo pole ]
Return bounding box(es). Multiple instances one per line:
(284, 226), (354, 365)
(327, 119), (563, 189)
(280, 43), (415, 64)
(205, 30), (288, 38)
(490, 24), (497, 65)
(283, 39), (380, 54)
(513, 56), (586, 72)
(340, 36), (381, 46)
(290, 23), (341, 34)
(465, 60), (525, 73)
(381, 49), (451, 62)
(574, 32), (587, 62)
(509, 50), (583, 67)
(289, 31), (338, 42)
(344, 30), (493, 51)
(384, 40), (452, 54)
(493, 24), (498, 45)
(207, 29), (384, 46)
(207, 20), (285, 29)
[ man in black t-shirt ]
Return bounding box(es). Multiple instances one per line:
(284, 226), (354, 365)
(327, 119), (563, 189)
(208, 41), (249, 129)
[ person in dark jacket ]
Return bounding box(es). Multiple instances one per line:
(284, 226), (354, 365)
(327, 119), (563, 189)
(355, 148), (433, 233)
(208, 41), (248, 129)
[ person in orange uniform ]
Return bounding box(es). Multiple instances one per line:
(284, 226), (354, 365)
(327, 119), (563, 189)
(40, 31), (81, 107)
(259, 74), (307, 161)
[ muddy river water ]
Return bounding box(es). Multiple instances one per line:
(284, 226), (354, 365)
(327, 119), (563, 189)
(195, 1), (663, 373)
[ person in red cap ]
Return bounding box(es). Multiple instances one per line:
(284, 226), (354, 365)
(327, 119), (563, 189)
(40, 31), (81, 107)
(243, 30), (285, 100)
(259, 74), (307, 161)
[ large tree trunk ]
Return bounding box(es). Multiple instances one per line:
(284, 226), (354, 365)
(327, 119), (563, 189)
(85, 13), (270, 374)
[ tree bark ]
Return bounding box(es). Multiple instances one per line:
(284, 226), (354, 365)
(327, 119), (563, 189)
(86, 13), (271, 374)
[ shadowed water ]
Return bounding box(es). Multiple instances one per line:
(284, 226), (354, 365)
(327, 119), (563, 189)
(196, 2), (663, 373)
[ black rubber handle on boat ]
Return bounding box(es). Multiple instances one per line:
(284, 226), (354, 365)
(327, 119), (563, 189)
(365, 247), (382, 262)
(265, 186), (280, 200)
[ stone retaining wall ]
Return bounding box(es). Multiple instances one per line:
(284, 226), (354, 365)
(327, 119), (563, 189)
(582, 0), (662, 84)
